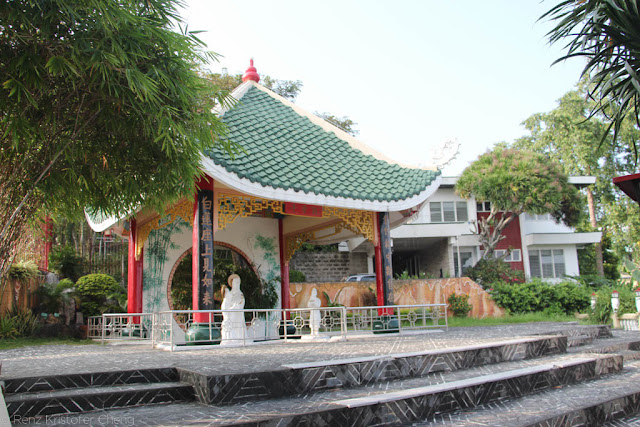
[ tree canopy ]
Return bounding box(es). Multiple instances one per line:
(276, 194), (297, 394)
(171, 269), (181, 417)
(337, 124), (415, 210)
(456, 147), (583, 258)
(543, 0), (640, 153)
(0, 0), (237, 280)
(514, 82), (640, 266)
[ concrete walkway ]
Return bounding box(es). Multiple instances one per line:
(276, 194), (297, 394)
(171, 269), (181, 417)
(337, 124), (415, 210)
(0, 322), (613, 379)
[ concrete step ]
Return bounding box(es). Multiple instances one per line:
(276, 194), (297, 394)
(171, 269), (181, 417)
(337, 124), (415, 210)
(179, 335), (567, 405)
(5, 381), (194, 420)
(533, 324), (612, 347)
(414, 359), (640, 426)
(3, 367), (178, 394)
(34, 353), (622, 426)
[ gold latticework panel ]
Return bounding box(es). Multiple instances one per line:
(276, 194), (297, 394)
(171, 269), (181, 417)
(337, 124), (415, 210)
(322, 207), (375, 242)
(217, 193), (284, 230)
(136, 199), (194, 259)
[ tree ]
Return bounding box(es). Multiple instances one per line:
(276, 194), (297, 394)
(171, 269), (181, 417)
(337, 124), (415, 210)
(205, 72), (303, 101)
(456, 148), (583, 258)
(0, 0), (237, 284)
(513, 82), (640, 268)
(543, 0), (640, 152)
(514, 87), (615, 276)
(315, 112), (359, 136)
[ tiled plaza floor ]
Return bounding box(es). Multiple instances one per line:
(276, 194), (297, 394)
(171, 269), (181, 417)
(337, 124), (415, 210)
(0, 322), (607, 379)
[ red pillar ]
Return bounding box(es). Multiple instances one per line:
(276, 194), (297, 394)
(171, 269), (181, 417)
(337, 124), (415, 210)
(43, 217), (53, 271)
(278, 218), (290, 314)
(127, 218), (140, 317)
(374, 240), (385, 307)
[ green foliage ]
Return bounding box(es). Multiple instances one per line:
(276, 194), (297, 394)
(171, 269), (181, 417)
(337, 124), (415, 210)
(1, 307), (41, 338)
(323, 289), (345, 308)
(447, 293), (472, 317)
(7, 260), (39, 282)
(577, 233), (621, 280)
(0, 315), (18, 339)
(35, 284), (62, 315)
(466, 258), (524, 288)
(591, 281), (638, 324)
(49, 245), (84, 282)
(0, 0), (238, 283)
(456, 148), (582, 257)
(489, 279), (590, 316)
(169, 251), (278, 311)
(543, 0), (640, 148)
(395, 271), (434, 280)
(55, 278), (75, 293)
(75, 273), (124, 317)
(315, 112), (359, 136)
(205, 72), (302, 102)
(289, 270), (306, 283)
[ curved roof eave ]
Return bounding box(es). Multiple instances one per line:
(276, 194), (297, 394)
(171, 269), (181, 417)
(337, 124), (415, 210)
(201, 155), (442, 212)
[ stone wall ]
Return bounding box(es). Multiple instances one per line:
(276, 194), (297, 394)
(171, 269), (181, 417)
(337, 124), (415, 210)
(290, 252), (368, 282)
(290, 277), (504, 319)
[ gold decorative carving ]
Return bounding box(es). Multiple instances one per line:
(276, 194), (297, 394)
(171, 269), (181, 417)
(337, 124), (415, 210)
(217, 193), (284, 230)
(322, 207), (375, 242)
(136, 199), (194, 259)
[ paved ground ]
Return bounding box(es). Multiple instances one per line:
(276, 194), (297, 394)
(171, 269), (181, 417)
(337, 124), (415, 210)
(0, 322), (603, 379)
(3, 322), (639, 426)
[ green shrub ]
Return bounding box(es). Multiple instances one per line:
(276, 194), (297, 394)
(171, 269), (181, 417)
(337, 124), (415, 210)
(55, 278), (75, 293)
(489, 279), (590, 315)
(447, 293), (472, 317)
(466, 258), (524, 288)
(75, 274), (124, 317)
(591, 282), (637, 324)
(1, 307), (41, 338)
(0, 315), (18, 339)
(49, 245), (84, 281)
(7, 260), (39, 282)
(35, 284), (62, 315)
(289, 270), (306, 283)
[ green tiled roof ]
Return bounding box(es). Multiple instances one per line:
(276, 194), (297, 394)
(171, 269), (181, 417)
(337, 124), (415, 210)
(206, 86), (440, 203)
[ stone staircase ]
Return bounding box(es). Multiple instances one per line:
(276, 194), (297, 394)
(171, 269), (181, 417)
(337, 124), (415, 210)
(4, 368), (193, 420)
(5, 324), (640, 426)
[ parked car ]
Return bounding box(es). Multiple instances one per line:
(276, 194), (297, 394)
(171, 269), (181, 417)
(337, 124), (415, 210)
(343, 274), (376, 282)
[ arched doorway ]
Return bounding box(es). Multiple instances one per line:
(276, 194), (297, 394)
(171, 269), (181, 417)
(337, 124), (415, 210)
(167, 244), (274, 312)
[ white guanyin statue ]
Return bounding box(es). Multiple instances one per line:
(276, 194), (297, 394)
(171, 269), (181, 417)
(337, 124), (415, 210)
(220, 274), (250, 344)
(308, 288), (321, 336)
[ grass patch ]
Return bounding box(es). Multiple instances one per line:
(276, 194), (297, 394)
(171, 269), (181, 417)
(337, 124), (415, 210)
(447, 312), (579, 328)
(0, 337), (98, 351)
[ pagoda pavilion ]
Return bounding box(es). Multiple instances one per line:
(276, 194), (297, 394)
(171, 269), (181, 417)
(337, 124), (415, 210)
(87, 61), (441, 333)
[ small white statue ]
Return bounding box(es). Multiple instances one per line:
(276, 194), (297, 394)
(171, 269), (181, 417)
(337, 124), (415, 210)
(308, 288), (322, 336)
(221, 274), (249, 344)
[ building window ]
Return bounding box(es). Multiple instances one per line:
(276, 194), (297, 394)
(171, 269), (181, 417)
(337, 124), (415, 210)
(430, 201), (468, 223)
(454, 251), (474, 277)
(494, 249), (522, 262)
(529, 249), (565, 278)
(524, 213), (553, 221)
(476, 201), (491, 212)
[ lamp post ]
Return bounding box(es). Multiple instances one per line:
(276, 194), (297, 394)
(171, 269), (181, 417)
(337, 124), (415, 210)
(635, 288), (640, 313)
(591, 293), (597, 311)
(611, 291), (620, 329)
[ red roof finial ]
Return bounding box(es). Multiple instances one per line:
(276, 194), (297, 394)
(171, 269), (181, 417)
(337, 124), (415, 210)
(242, 58), (260, 83)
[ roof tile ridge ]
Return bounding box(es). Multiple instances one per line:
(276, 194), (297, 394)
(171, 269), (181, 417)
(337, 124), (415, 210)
(215, 80), (256, 116)
(249, 83), (438, 172)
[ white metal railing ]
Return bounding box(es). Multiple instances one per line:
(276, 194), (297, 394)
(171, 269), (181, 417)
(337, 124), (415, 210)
(87, 316), (102, 339)
(95, 313), (154, 342)
(153, 307), (347, 349)
(91, 304), (448, 350)
(344, 304), (448, 333)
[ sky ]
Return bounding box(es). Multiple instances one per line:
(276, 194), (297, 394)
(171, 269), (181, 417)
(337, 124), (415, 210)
(181, 0), (586, 176)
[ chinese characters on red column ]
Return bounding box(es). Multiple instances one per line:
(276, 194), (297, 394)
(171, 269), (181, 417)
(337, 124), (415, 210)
(198, 190), (215, 310)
